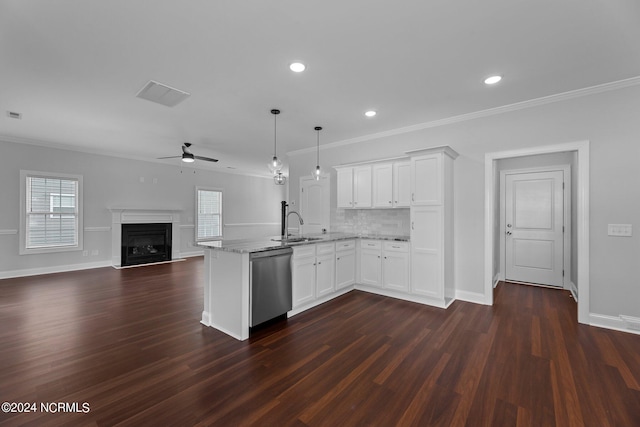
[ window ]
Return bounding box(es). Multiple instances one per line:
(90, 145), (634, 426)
(20, 171), (83, 254)
(196, 187), (222, 241)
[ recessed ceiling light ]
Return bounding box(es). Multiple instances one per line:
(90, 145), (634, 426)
(289, 62), (306, 73)
(364, 110), (377, 117)
(484, 75), (502, 85)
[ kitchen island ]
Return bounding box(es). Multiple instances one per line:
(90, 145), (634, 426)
(199, 232), (409, 340)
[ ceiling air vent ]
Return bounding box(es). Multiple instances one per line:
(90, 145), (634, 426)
(135, 80), (191, 107)
(7, 111), (22, 119)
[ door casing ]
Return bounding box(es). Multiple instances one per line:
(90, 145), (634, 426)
(484, 140), (590, 325)
(499, 165), (571, 288)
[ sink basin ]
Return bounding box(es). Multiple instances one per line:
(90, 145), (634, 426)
(271, 237), (323, 244)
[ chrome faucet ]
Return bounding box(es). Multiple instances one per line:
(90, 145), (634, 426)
(284, 211), (304, 239)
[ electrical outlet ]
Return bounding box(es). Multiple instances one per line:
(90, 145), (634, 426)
(91, 250), (99, 256)
(82, 250), (88, 256)
(608, 224), (632, 237)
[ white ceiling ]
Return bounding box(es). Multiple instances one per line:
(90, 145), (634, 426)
(2, 0), (640, 176)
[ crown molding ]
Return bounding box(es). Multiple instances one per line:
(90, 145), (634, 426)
(287, 75), (640, 157)
(0, 134), (277, 180)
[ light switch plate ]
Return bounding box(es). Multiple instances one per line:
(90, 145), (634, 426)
(608, 224), (632, 237)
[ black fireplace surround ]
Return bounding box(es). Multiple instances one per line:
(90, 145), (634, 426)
(121, 223), (172, 267)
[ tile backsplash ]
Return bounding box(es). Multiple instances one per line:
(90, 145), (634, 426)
(331, 208), (410, 236)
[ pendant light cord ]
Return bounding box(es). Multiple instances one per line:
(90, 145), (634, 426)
(315, 126), (322, 166)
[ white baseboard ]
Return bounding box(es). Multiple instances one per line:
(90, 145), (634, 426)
(568, 281), (578, 301)
(201, 311), (211, 326)
(354, 284), (447, 309)
(180, 250), (205, 258)
(589, 313), (640, 336)
(288, 287), (354, 317)
(493, 273), (501, 289)
(455, 289), (487, 305)
(0, 260), (113, 280)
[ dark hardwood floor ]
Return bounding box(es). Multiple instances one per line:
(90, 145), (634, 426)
(1, 258), (639, 426)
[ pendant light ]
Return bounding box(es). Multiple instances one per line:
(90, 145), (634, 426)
(274, 171), (286, 185)
(267, 109), (283, 174)
(312, 126), (322, 180)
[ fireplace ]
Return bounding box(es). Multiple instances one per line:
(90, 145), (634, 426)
(109, 208), (181, 268)
(121, 223), (172, 267)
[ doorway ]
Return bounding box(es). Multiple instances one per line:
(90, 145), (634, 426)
(484, 141), (590, 324)
(299, 175), (330, 235)
(500, 166), (570, 288)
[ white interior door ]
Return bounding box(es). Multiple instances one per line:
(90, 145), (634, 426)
(505, 171), (564, 287)
(300, 175), (330, 235)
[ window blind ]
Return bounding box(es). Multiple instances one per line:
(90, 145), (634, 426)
(26, 176), (78, 248)
(197, 189), (222, 240)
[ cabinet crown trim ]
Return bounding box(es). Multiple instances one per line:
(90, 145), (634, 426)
(333, 156), (410, 169)
(405, 145), (459, 159)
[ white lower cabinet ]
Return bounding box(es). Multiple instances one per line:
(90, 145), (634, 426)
(335, 240), (356, 290)
(315, 243), (336, 298)
(292, 245), (317, 308)
(359, 240), (410, 291)
(360, 240), (382, 287)
(382, 241), (410, 292)
(292, 243), (336, 309)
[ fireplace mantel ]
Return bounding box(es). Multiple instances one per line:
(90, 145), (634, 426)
(109, 208), (181, 267)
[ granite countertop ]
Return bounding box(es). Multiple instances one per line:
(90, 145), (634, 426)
(198, 232), (410, 254)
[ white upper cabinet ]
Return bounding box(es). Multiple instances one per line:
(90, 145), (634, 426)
(337, 160), (409, 209)
(372, 163), (393, 208)
(410, 155), (442, 205)
(336, 168), (354, 208)
(393, 161), (411, 207)
(353, 165), (372, 208)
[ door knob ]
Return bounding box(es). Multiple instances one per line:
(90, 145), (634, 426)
(507, 224), (512, 228)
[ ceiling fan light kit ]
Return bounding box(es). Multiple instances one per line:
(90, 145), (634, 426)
(157, 142), (218, 164)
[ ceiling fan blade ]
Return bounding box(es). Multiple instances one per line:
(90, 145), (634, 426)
(157, 155), (181, 159)
(194, 155), (219, 163)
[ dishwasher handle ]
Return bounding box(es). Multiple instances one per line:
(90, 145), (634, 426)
(249, 248), (293, 260)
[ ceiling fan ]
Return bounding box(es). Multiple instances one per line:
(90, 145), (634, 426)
(157, 143), (218, 163)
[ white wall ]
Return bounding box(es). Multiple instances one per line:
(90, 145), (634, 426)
(0, 140), (285, 277)
(288, 84), (640, 321)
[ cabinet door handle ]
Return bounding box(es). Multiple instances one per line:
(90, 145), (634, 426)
(384, 256), (387, 259)
(337, 257), (340, 260)
(377, 255), (380, 259)
(412, 193), (415, 202)
(388, 201), (392, 204)
(318, 261), (322, 265)
(392, 245), (400, 248)
(411, 221), (414, 230)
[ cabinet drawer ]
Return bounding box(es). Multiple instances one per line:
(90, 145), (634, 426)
(383, 241), (409, 253)
(360, 240), (381, 250)
(293, 245), (316, 259)
(316, 242), (335, 255)
(335, 240), (356, 252)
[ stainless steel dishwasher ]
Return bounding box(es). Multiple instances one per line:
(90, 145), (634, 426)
(249, 247), (293, 327)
